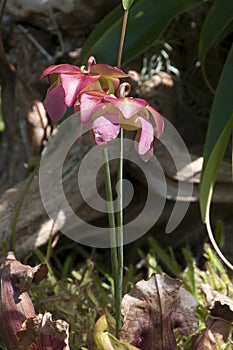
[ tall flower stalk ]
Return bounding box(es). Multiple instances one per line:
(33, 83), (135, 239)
(40, 0), (164, 340)
(111, 7), (130, 337)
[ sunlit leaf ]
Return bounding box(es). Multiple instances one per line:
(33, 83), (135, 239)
(199, 0), (233, 224)
(201, 43), (233, 164)
(200, 44), (233, 223)
(200, 114), (233, 223)
(77, 0), (202, 66)
(94, 315), (139, 350)
(199, 0), (233, 62)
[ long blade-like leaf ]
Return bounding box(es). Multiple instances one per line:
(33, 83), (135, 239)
(202, 44), (233, 166)
(199, 0), (233, 62)
(200, 45), (233, 222)
(77, 0), (202, 66)
(200, 114), (233, 223)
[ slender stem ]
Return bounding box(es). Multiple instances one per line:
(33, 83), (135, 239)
(10, 164), (39, 251)
(117, 10), (129, 68)
(114, 8), (129, 336)
(115, 128), (124, 337)
(102, 147), (119, 305)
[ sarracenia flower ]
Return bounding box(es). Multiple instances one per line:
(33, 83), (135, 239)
(40, 56), (128, 122)
(78, 85), (164, 161)
(41, 57), (163, 161)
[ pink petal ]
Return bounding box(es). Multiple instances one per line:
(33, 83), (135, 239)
(44, 85), (67, 122)
(80, 91), (105, 123)
(92, 115), (120, 145)
(136, 117), (154, 161)
(60, 74), (100, 107)
(87, 56), (96, 70)
(146, 105), (164, 138)
(138, 144), (153, 162)
(40, 64), (80, 80)
(104, 96), (148, 119)
(89, 64), (128, 78)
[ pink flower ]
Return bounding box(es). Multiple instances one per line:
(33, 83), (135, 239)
(41, 57), (164, 161)
(79, 87), (164, 161)
(40, 57), (128, 122)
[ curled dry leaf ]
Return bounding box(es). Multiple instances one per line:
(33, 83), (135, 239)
(17, 312), (70, 350)
(120, 273), (198, 350)
(192, 284), (233, 349)
(8, 253), (48, 294)
(0, 251), (48, 349)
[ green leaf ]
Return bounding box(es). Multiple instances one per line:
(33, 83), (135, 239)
(122, 0), (135, 10)
(148, 237), (182, 278)
(202, 44), (233, 166)
(108, 334), (139, 350)
(200, 114), (233, 222)
(199, 0), (233, 62)
(200, 44), (233, 222)
(200, 114), (233, 223)
(94, 315), (139, 350)
(182, 248), (197, 297)
(77, 0), (202, 66)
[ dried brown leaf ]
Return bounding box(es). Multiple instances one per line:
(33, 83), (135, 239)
(9, 257), (48, 294)
(202, 283), (233, 321)
(0, 252), (36, 349)
(17, 312), (70, 350)
(192, 284), (233, 349)
(0, 252), (48, 349)
(192, 319), (233, 350)
(120, 273), (198, 350)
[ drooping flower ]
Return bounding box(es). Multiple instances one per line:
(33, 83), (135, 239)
(78, 85), (164, 161)
(41, 57), (164, 161)
(40, 57), (128, 122)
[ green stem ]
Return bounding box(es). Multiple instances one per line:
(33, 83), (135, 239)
(114, 7), (129, 337)
(10, 164), (39, 251)
(116, 128), (124, 337)
(102, 147), (119, 310)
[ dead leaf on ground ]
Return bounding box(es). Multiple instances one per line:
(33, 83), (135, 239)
(0, 251), (43, 349)
(120, 273), (198, 350)
(0, 252), (68, 349)
(191, 284), (233, 350)
(18, 312), (69, 350)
